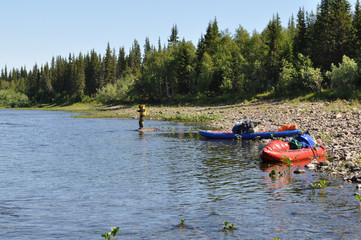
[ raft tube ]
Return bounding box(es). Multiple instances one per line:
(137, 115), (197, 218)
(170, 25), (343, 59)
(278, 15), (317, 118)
(260, 139), (327, 162)
(198, 129), (301, 140)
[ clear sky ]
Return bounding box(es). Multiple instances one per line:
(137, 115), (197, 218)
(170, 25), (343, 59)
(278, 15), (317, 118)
(0, 0), (358, 70)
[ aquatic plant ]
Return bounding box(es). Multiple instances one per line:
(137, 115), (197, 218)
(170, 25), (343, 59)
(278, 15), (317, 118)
(355, 193), (361, 208)
(101, 227), (119, 240)
(269, 169), (277, 178)
(281, 155), (293, 169)
(223, 221), (234, 230)
(311, 179), (328, 189)
(177, 218), (187, 229)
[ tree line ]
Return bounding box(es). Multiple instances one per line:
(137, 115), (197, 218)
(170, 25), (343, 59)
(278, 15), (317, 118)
(1, 0), (361, 107)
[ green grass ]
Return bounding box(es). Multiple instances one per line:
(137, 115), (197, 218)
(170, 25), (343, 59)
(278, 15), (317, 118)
(154, 113), (219, 123)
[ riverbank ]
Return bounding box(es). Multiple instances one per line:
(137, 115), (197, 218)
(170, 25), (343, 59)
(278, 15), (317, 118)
(88, 99), (361, 183)
(14, 99), (361, 183)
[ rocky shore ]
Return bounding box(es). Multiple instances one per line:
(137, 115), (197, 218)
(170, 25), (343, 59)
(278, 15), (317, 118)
(112, 99), (361, 183)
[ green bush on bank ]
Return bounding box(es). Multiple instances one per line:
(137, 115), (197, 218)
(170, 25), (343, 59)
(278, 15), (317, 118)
(95, 74), (136, 104)
(326, 55), (359, 90)
(0, 89), (30, 107)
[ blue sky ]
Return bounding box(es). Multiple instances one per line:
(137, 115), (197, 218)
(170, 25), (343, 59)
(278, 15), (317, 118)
(0, 0), (358, 70)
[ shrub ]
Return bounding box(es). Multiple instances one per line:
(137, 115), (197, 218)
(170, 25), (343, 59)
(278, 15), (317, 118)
(326, 55), (358, 90)
(96, 74), (135, 104)
(0, 89), (30, 107)
(300, 66), (322, 92)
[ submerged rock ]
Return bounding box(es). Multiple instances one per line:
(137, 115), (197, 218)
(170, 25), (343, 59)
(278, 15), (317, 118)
(294, 168), (305, 174)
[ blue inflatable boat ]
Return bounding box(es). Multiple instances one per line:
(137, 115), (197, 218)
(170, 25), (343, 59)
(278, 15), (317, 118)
(198, 129), (301, 140)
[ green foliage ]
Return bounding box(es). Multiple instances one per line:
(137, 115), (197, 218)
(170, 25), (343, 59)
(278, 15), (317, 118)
(326, 55), (359, 90)
(101, 227), (119, 240)
(96, 74), (135, 104)
(311, 179), (328, 189)
(0, 89), (30, 107)
(2, 3), (361, 106)
(223, 221), (235, 231)
(277, 54), (322, 95)
(355, 193), (361, 209)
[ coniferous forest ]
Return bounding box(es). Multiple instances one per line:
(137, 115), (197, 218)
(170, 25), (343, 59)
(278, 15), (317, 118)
(1, 0), (361, 107)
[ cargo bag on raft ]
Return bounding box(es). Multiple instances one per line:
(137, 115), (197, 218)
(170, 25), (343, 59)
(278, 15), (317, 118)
(232, 119), (256, 134)
(289, 138), (302, 149)
(294, 132), (316, 148)
(278, 124), (298, 132)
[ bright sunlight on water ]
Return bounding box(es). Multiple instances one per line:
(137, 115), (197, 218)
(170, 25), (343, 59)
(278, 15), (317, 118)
(0, 109), (360, 239)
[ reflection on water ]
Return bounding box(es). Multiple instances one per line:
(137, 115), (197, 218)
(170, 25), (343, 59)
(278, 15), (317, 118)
(0, 109), (360, 239)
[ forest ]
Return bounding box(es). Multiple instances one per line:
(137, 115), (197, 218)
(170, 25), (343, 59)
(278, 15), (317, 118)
(1, 0), (361, 107)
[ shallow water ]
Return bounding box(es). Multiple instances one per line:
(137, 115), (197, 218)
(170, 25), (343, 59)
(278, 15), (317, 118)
(0, 109), (360, 239)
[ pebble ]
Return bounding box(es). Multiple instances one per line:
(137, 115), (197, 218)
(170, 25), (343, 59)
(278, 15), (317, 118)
(305, 163), (316, 170)
(294, 169), (305, 174)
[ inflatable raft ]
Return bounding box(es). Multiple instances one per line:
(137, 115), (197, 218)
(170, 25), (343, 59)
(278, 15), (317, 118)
(198, 129), (301, 140)
(260, 139), (326, 162)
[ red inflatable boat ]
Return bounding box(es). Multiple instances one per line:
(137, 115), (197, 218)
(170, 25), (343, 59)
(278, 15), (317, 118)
(260, 139), (327, 163)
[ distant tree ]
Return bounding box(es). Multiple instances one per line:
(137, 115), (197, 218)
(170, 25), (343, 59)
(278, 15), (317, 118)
(52, 56), (67, 95)
(127, 39), (142, 77)
(212, 34), (243, 93)
(196, 52), (214, 92)
(143, 37), (152, 62)
(103, 42), (117, 86)
(85, 49), (101, 96)
(176, 39), (195, 94)
(38, 63), (54, 102)
(351, 0), (361, 62)
(264, 13), (283, 88)
(73, 53), (86, 97)
(116, 47), (126, 79)
(27, 64), (40, 101)
(328, 0), (352, 66)
(157, 37), (162, 52)
(311, 0), (352, 72)
(168, 24), (179, 46)
(204, 18), (221, 56)
(310, 0), (331, 70)
(234, 26), (250, 55)
(293, 7), (308, 57)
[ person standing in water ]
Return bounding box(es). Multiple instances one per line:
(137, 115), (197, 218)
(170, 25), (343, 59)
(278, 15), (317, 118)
(137, 104), (146, 129)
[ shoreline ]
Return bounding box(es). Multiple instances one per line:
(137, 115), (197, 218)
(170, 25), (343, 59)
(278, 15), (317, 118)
(7, 99), (361, 183)
(100, 100), (361, 184)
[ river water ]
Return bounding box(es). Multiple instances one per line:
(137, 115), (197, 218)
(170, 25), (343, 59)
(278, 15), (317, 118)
(0, 109), (360, 239)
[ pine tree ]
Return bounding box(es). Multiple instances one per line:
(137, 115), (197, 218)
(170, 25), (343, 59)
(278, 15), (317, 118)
(85, 49), (101, 96)
(176, 39), (194, 94)
(310, 0), (331, 70)
(311, 0), (352, 71)
(27, 64), (40, 100)
(328, 0), (352, 65)
(116, 47), (126, 79)
(293, 7), (308, 57)
(158, 37), (162, 52)
(204, 18), (221, 56)
(351, 0), (361, 61)
(168, 24), (179, 46)
(264, 13), (283, 88)
(103, 42), (116, 86)
(143, 37), (152, 63)
(74, 53), (85, 96)
(128, 39), (142, 77)
(39, 63), (54, 102)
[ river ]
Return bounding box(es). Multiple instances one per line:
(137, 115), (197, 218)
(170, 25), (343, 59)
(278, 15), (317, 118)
(0, 109), (360, 239)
